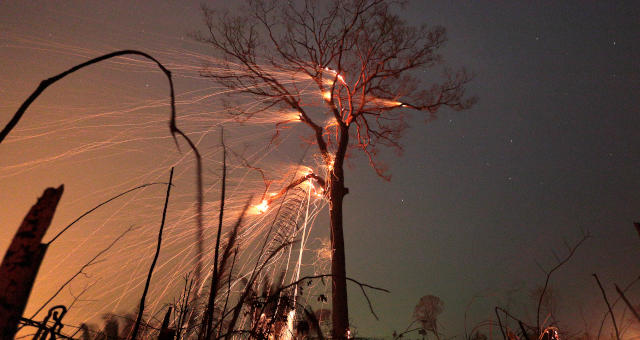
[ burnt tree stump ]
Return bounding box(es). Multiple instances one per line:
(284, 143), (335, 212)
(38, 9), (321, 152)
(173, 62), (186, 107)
(0, 185), (64, 339)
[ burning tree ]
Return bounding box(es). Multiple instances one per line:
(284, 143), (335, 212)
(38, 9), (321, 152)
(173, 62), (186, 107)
(194, 0), (474, 337)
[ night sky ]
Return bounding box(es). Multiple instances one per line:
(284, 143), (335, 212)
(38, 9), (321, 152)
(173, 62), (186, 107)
(1, 1), (639, 338)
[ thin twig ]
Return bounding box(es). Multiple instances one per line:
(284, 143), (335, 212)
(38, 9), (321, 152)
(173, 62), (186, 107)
(130, 167), (174, 340)
(47, 182), (168, 244)
(615, 284), (640, 323)
(203, 128), (227, 340)
(218, 248), (238, 339)
(597, 275), (640, 340)
(277, 274), (389, 320)
(30, 227), (134, 319)
(393, 327), (423, 340)
(593, 273), (620, 340)
(495, 307), (507, 340)
(537, 234), (589, 332)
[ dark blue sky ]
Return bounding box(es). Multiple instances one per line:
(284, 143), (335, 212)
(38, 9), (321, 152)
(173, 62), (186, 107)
(1, 1), (639, 338)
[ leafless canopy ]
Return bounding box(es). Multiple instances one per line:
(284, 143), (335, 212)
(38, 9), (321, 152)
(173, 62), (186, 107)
(194, 0), (474, 178)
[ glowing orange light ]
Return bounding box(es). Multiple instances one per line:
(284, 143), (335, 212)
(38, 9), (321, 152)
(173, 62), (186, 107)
(323, 91), (332, 101)
(255, 200), (269, 214)
(306, 180), (315, 190)
(327, 159), (334, 170)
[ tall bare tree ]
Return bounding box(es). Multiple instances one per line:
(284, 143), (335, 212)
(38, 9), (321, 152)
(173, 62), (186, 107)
(195, 0), (474, 337)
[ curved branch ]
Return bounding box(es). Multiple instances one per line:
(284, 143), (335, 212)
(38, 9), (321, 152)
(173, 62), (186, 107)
(2, 50), (167, 144)
(0, 49), (206, 299)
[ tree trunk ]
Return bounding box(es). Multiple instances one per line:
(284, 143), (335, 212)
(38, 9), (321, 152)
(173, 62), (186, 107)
(329, 168), (349, 339)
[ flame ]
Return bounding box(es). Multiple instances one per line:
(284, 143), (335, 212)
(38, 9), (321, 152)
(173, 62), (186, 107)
(323, 66), (346, 85)
(327, 159), (334, 171)
(285, 111), (303, 121)
(254, 200), (269, 214)
(323, 91), (332, 101)
(306, 180), (315, 190)
(281, 309), (296, 340)
(301, 167), (314, 176)
(385, 99), (402, 106)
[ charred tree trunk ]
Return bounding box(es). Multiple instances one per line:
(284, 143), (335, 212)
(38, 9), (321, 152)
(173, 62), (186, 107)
(330, 125), (350, 339)
(0, 185), (64, 339)
(329, 178), (349, 339)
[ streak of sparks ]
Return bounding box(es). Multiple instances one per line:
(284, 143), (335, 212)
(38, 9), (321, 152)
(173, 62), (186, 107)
(2, 31), (335, 334)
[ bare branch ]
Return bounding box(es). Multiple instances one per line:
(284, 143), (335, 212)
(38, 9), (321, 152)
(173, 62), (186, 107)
(615, 283), (640, 323)
(30, 227), (134, 320)
(131, 168), (174, 340)
(536, 234), (589, 332)
(276, 274), (389, 320)
(593, 274), (620, 340)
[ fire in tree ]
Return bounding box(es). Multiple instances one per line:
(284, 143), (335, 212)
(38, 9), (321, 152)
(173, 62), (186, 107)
(194, 0), (475, 337)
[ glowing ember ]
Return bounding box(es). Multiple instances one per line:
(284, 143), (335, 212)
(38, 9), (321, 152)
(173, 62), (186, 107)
(281, 309), (296, 340)
(327, 159), (334, 171)
(323, 91), (332, 101)
(255, 199), (269, 214)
